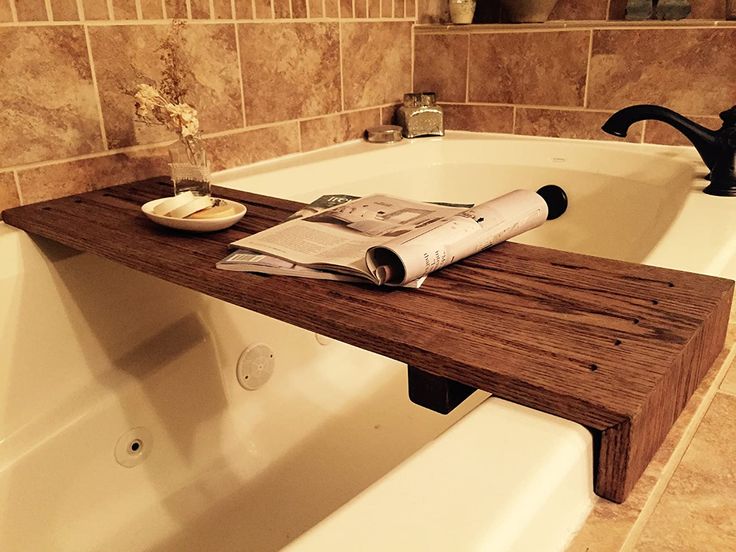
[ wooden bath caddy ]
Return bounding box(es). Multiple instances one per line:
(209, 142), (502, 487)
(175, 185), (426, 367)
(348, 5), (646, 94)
(3, 180), (733, 504)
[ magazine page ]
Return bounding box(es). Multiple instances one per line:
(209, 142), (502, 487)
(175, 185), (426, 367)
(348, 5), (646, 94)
(228, 194), (465, 280)
(366, 190), (549, 285)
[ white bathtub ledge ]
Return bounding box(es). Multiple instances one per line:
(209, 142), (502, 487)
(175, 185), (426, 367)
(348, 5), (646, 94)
(286, 398), (595, 552)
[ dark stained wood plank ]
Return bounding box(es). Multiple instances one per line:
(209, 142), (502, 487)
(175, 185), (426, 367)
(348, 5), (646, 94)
(2, 179), (733, 503)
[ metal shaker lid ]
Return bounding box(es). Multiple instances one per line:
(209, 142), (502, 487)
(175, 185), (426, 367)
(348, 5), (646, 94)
(364, 125), (403, 143)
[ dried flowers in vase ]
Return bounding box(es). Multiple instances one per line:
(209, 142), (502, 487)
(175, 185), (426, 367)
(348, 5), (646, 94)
(129, 21), (210, 196)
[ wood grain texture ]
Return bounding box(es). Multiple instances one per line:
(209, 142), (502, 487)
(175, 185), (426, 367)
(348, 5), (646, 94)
(2, 180), (733, 503)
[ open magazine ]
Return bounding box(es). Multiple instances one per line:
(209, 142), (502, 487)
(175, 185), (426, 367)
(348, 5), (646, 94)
(217, 188), (562, 287)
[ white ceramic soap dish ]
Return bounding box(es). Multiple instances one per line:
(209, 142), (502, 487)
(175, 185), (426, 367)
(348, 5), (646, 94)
(142, 196), (246, 232)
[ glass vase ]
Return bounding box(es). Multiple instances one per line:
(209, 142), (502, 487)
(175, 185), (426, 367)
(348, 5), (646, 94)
(168, 138), (211, 196)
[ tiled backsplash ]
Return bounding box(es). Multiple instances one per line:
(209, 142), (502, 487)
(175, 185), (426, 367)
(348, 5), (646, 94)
(415, 21), (735, 147)
(0, 1), (412, 213)
(1, 1), (734, 215)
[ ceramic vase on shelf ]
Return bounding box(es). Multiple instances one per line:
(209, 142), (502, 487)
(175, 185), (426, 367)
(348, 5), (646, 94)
(500, 0), (559, 22)
(168, 138), (210, 197)
(449, 0), (476, 24)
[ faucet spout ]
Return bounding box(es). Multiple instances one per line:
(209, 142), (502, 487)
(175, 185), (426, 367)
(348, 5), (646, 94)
(602, 104), (719, 169)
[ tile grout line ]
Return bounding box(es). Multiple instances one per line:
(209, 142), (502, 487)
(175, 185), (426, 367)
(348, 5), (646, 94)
(136, 0), (143, 19)
(296, 119), (303, 152)
(270, 0), (274, 20)
(83, 24), (109, 152)
(107, 0), (114, 19)
(43, 0), (53, 20)
(161, 0), (167, 18)
(1, 107), (390, 174)
(338, 21), (345, 111)
(619, 341), (736, 551)
(582, 29), (593, 108)
(251, 0), (257, 19)
(0, 16), (417, 26)
(186, 0), (193, 19)
(210, 0), (216, 18)
(231, 0), (237, 18)
(8, 0), (17, 22)
(233, 21), (248, 127)
(305, 0), (310, 18)
(76, 0), (85, 20)
(464, 32), (470, 103)
(641, 120), (647, 144)
(13, 170), (23, 206)
(606, 0), (612, 20)
(511, 105), (516, 134)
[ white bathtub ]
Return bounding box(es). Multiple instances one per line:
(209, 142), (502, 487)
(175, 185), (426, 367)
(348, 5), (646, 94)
(2, 132), (735, 552)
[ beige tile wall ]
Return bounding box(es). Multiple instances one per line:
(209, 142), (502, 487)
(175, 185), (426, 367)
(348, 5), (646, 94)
(415, 21), (736, 145)
(0, 1), (415, 214)
(2, 1), (735, 217)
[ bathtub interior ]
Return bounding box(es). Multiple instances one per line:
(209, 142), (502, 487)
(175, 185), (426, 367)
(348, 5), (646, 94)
(1, 229), (490, 551)
(4, 133), (732, 551)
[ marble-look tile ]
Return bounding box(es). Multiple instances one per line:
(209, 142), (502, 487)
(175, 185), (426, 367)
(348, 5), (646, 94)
(82, 0), (110, 19)
(634, 393), (736, 551)
(324, 0), (339, 17)
(16, 148), (169, 205)
(253, 0), (273, 18)
(416, 0), (449, 23)
(644, 116), (722, 146)
(550, 0), (607, 20)
(274, 0), (290, 17)
(691, 0), (726, 19)
(381, 104), (400, 124)
(367, 0), (380, 17)
(381, 0), (391, 19)
(50, 0), (79, 20)
(15, 0), (48, 20)
(190, 0), (211, 18)
(164, 0), (187, 18)
(300, 109), (380, 151)
(0, 26), (102, 168)
(213, 0), (233, 18)
(515, 108), (643, 142)
(406, 0), (416, 18)
(90, 24), (243, 149)
(139, 0), (163, 18)
(608, 0), (626, 19)
(112, 0), (139, 20)
(340, 0), (352, 17)
(721, 356), (736, 396)
(569, 321), (736, 551)
(293, 0), (308, 18)
(442, 104), (514, 133)
(394, 0), (405, 17)
(308, 0), (322, 17)
(468, 31), (589, 107)
(239, 23), (340, 124)
(588, 29), (736, 115)
(0, 1), (12, 22)
(205, 123), (300, 171)
(0, 172), (20, 217)
(354, 0), (367, 18)
(342, 22), (412, 109)
(234, 0), (253, 18)
(414, 34), (468, 103)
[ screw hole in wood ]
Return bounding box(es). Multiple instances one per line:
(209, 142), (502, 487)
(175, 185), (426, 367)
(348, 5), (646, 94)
(589, 364), (599, 372)
(633, 318), (640, 325)
(614, 339), (622, 346)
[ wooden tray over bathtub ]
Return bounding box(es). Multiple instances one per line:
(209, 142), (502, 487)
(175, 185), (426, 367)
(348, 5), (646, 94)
(3, 179), (733, 504)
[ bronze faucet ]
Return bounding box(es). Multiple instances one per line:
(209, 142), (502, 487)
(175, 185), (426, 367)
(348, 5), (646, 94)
(602, 105), (736, 196)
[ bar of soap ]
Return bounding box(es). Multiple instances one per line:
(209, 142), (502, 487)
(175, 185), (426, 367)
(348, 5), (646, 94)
(167, 196), (214, 218)
(153, 191), (196, 215)
(187, 202), (237, 219)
